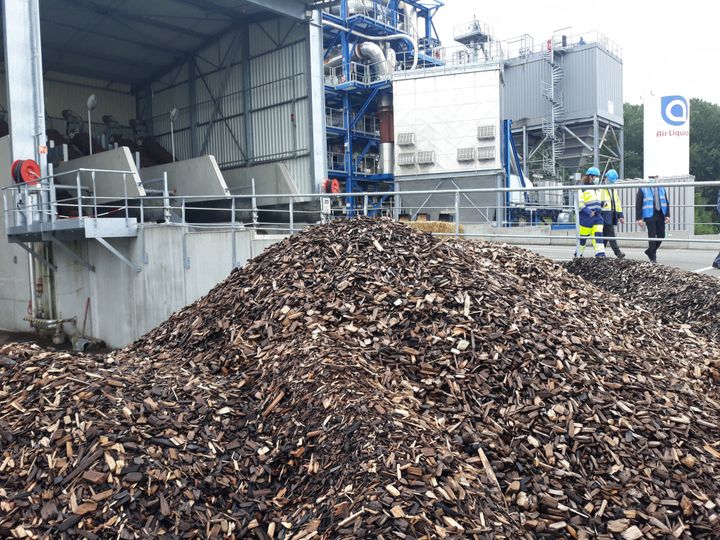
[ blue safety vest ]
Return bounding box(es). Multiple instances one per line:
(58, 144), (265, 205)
(641, 187), (668, 218)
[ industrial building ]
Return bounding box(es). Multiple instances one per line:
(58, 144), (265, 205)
(0, 0), (327, 347)
(1, 0), (628, 348)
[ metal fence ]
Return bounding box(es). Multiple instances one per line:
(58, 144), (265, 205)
(3, 168), (720, 251)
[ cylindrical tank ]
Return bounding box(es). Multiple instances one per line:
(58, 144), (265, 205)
(378, 93), (394, 174)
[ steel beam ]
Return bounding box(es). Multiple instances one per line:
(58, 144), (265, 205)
(12, 242), (57, 272)
(189, 58), (198, 157)
(351, 88), (380, 129)
(198, 31), (245, 156)
(562, 125), (593, 152)
(40, 18), (187, 56)
(44, 47), (163, 70)
(243, 0), (308, 20)
(48, 236), (95, 272)
(241, 22), (255, 164)
(3, 0), (47, 171)
(95, 238), (141, 273)
(592, 114), (599, 168)
(56, 0), (210, 40)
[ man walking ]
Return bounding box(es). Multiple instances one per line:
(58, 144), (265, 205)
(599, 169), (625, 258)
(635, 175), (670, 263)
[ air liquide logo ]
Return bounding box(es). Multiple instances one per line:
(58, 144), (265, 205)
(661, 95), (688, 126)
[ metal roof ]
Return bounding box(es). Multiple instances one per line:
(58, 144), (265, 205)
(1, 0), (318, 87)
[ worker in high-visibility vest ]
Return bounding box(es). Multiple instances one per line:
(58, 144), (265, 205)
(599, 169), (625, 258)
(576, 167), (606, 258)
(635, 175), (670, 263)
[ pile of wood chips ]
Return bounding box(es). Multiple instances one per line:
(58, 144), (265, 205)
(564, 258), (720, 341)
(2, 218), (720, 539)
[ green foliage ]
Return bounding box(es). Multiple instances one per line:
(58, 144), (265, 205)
(623, 103), (643, 178)
(689, 98), (720, 181)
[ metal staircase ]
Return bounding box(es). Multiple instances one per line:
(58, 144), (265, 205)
(541, 43), (564, 176)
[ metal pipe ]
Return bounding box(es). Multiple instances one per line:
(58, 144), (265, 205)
(402, 2), (418, 39)
(88, 109), (93, 156)
(163, 172), (171, 223)
(28, 246), (37, 319)
(24, 315), (75, 327)
(251, 177), (258, 228)
(322, 19), (419, 70)
(76, 171), (82, 217)
(356, 42), (388, 78)
(289, 199), (294, 233)
(378, 93), (394, 174)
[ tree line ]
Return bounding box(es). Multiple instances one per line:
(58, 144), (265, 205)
(623, 99), (720, 233)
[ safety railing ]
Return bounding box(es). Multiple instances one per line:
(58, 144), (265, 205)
(343, 0), (413, 34)
(327, 151), (347, 173)
(326, 107), (346, 129)
(453, 20), (495, 44)
(354, 155), (380, 175)
(352, 114), (380, 137)
(4, 173), (720, 252)
(324, 60), (392, 87)
(393, 44), (506, 75)
(2, 168), (138, 232)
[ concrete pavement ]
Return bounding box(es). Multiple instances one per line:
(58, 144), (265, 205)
(522, 244), (720, 274)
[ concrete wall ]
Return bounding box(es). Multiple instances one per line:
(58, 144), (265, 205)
(36, 224), (284, 348)
(141, 155), (230, 199)
(55, 147), (144, 199)
(0, 136), (32, 332)
(0, 208), (32, 332)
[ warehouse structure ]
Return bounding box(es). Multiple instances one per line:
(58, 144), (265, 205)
(0, 0), (327, 346)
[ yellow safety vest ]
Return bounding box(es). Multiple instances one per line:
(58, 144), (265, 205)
(599, 188), (623, 214)
(578, 189), (602, 212)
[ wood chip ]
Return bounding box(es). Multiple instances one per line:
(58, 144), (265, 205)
(2, 219), (720, 538)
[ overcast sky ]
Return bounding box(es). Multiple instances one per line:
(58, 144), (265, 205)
(432, 0), (717, 106)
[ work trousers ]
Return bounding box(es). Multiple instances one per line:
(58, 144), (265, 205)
(644, 210), (667, 259)
(602, 223), (622, 256)
(577, 223), (605, 257)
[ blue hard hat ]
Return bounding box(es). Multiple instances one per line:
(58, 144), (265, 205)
(585, 166), (600, 176)
(605, 169), (619, 182)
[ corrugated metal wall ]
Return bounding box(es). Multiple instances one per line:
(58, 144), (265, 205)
(0, 71), (136, 138)
(139, 16), (313, 193)
(595, 47), (623, 125)
(503, 56), (548, 126)
(560, 47), (598, 121)
(504, 44), (623, 127)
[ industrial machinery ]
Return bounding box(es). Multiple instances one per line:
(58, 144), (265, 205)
(322, 0), (443, 215)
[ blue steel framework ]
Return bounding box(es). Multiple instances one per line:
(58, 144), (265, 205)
(321, 0), (443, 214)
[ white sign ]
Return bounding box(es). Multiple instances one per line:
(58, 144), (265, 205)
(643, 92), (690, 177)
